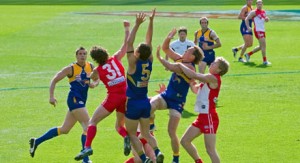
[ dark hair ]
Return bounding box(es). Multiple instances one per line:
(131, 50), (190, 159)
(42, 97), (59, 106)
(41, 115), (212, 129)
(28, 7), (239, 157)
(137, 43), (151, 61)
(178, 27), (187, 34)
(90, 46), (109, 65)
(75, 46), (86, 55)
(192, 46), (204, 65)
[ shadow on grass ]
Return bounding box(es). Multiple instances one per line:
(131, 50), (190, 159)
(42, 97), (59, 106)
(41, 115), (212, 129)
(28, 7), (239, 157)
(242, 62), (271, 68)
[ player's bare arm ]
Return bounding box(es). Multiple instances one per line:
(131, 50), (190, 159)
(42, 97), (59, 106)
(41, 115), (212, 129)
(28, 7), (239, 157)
(145, 8), (156, 62)
(156, 45), (182, 73)
(162, 28), (182, 61)
(178, 63), (218, 87)
(193, 30), (198, 45)
(89, 69), (100, 88)
(49, 66), (72, 107)
(126, 12), (146, 73)
(245, 11), (256, 31)
(238, 6), (248, 20)
(115, 20), (130, 61)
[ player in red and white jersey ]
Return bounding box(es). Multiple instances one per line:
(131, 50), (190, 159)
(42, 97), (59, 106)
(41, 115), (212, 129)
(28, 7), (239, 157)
(75, 20), (131, 161)
(244, 0), (271, 65)
(164, 57), (229, 163)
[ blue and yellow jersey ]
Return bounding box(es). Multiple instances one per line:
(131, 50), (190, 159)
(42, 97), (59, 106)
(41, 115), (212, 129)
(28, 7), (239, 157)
(196, 28), (215, 54)
(68, 61), (93, 101)
(242, 5), (253, 25)
(162, 61), (192, 103)
(126, 59), (152, 99)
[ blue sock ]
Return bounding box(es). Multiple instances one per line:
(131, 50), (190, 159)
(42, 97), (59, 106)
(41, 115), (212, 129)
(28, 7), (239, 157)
(154, 148), (160, 156)
(139, 153), (146, 162)
(173, 155), (179, 163)
(35, 127), (58, 146)
(81, 134), (90, 162)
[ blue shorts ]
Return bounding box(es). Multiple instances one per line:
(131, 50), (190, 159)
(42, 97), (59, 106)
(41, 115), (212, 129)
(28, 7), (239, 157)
(161, 93), (185, 114)
(67, 94), (86, 111)
(202, 50), (215, 66)
(125, 98), (151, 120)
(240, 22), (253, 36)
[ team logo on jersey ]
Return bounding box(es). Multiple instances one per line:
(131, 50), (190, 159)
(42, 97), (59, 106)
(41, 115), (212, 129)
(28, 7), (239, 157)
(213, 97), (218, 104)
(202, 105), (206, 109)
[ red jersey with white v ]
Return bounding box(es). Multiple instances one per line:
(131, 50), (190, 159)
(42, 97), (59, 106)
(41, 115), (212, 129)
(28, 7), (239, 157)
(194, 74), (221, 114)
(253, 9), (266, 32)
(97, 56), (126, 94)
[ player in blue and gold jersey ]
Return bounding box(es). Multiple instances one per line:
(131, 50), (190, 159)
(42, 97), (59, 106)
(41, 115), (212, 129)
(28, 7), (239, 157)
(232, 0), (254, 62)
(125, 9), (164, 163)
(151, 28), (204, 163)
(194, 17), (221, 74)
(29, 47), (98, 163)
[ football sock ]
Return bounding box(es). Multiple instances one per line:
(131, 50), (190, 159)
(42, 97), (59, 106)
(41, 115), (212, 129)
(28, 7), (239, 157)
(173, 157), (179, 163)
(248, 51), (254, 56)
(85, 125), (97, 148)
(117, 126), (127, 138)
(263, 56), (267, 62)
(173, 153), (179, 163)
(153, 147), (161, 156)
(139, 153), (147, 162)
(35, 127), (59, 146)
(195, 159), (203, 163)
(81, 133), (90, 162)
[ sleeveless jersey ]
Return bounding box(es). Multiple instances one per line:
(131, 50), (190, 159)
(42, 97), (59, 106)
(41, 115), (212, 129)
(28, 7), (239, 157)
(126, 59), (152, 99)
(68, 62), (93, 101)
(241, 5), (253, 26)
(194, 74), (221, 114)
(196, 28), (215, 55)
(253, 9), (267, 32)
(163, 62), (193, 103)
(97, 56), (126, 94)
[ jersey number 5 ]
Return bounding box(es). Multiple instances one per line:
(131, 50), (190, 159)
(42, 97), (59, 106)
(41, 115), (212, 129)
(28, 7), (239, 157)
(141, 63), (150, 81)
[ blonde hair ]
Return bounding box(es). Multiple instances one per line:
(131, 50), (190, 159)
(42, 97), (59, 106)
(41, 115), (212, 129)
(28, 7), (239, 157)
(215, 57), (229, 76)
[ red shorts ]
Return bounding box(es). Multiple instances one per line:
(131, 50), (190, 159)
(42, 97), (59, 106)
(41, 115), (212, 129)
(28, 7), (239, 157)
(101, 93), (126, 113)
(192, 113), (219, 134)
(254, 31), (266, 39)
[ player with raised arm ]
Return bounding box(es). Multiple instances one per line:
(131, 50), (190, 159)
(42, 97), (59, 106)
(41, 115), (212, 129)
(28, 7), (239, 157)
(150, 28), (204, 163)
(74, 20), (131, 161)
(125, 9), (164, 163)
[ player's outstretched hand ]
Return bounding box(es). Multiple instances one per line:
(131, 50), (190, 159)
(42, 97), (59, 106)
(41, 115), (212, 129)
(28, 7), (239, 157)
(123, 20), (130, 28)
(136, 12), (146, 26)
(149, 8), (156, 21)
(155, 83), (166, 94)
(167, 28), (177, 39)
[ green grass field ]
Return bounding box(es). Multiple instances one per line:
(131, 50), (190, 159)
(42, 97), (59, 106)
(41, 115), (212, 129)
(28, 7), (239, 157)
(1, 1), (300, 163)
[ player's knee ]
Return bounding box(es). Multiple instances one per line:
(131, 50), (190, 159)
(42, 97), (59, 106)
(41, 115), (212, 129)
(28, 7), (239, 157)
(180, 137), (189, 147)
(245, 42), (252, 47)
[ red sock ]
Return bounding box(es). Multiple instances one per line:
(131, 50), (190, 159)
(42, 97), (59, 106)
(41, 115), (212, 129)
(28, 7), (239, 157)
(248, 51), (254, 56)
(195, 159), (203, 163)
(263, 56), (267, 62)
(117, 126), (127, 138)
(85, 125), (97, 148)
(125, 157), (135, 163)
